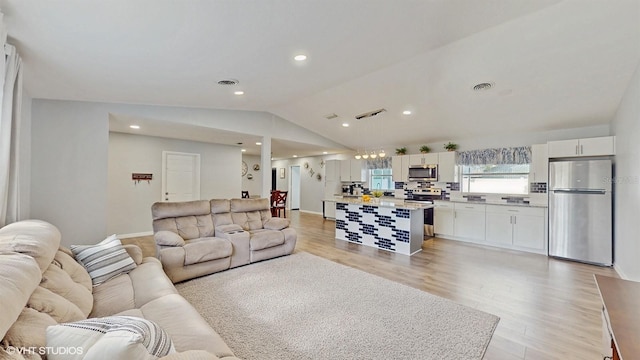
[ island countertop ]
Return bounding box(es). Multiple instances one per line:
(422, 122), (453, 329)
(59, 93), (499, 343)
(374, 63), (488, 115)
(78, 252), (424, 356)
(333, 198), (434, 210)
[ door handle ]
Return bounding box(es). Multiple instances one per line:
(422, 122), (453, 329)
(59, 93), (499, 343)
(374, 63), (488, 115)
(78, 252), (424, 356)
(513, 216), (516, 225)
(575, 145), (578, 154)
(165, 192), (168, 195)
(580, 145), (583, 154)
(165, 198), (169, 201)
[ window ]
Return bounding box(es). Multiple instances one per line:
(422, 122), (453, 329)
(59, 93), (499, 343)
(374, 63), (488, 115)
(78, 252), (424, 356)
(461, 164), (530, 194)
(370, 168), (393, 190)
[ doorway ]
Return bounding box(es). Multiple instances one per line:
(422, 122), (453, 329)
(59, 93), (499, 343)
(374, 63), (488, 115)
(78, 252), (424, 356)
(162, 151), (200, 202)
(271, 168), (277, 191)
(290, 165), (300, 210)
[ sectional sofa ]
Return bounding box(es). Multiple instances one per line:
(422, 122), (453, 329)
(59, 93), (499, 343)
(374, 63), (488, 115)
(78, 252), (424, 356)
(0, 220), (240, 359)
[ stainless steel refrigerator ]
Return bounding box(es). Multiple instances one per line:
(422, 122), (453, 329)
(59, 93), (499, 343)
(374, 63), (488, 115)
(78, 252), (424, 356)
(549, 159), (612, 266)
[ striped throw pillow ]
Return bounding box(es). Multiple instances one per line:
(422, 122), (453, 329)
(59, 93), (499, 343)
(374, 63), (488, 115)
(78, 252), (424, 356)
(70, 235), (136, 286)
(46, 316), (176, 359)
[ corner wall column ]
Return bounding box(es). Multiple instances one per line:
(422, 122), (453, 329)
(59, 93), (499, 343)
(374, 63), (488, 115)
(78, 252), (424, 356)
(261, 135), (272, 198)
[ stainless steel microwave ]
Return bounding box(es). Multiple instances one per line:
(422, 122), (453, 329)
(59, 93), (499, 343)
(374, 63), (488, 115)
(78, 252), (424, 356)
(408, 165), (438, 181)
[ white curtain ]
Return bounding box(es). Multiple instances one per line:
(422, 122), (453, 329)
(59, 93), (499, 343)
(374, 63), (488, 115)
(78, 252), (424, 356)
(0, 43), (23, 227)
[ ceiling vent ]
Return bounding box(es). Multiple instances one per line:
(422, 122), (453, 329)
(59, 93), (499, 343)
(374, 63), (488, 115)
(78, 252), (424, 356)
(473, 82), (493, 91)
(217, 79), (239, 86)
(324, 113), (338, 120)
(355, 108), (386, 120)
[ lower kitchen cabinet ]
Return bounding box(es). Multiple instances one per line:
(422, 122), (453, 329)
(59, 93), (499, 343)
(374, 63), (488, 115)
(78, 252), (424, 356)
(485, 205), (546, 254)
(453, 203), (486, 243)
(433, 201), (454, 236)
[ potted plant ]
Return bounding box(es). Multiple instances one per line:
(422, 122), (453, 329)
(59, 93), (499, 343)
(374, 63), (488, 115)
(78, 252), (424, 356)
(395, 147), (407, 155)
(444, 142), (458, 151)
(419, 145), (431, 154)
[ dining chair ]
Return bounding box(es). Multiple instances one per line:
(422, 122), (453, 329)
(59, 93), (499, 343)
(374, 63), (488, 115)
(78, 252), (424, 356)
(271, 190), (288, 218)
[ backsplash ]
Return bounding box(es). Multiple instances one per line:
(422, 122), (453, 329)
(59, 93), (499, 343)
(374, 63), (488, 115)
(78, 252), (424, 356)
(394, 181), (459, 200)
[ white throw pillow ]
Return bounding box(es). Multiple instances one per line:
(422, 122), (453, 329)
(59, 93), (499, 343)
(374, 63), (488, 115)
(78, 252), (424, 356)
(46, 316), (176, 360)
(70, 235), (137, 286)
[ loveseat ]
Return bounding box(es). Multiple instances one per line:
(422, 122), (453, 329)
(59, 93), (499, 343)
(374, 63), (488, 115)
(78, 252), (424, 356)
(151, 198), (296, 283)
(0, 220), (240, 360)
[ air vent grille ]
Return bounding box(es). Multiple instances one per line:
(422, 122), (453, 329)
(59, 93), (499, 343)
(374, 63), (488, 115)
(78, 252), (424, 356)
(217, 79), (239, 86)
(473, 82), (493, 91)
(324, 113), (338, 120)
(355, 108), (386, 120)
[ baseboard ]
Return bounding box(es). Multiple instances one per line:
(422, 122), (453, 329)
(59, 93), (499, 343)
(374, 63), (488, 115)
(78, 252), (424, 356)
(118, 231), (153, 239)
(299, 209), (322, 215)
(614, 263), (628, 279)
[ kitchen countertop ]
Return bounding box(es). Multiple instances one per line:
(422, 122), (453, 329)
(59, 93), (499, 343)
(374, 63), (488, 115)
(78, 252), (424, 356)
(335, 198), (434, 210)
(434, 199), (548, 208)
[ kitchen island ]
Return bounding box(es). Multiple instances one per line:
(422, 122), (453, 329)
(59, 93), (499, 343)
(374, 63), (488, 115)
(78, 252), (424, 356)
(335, 198), (432, 256)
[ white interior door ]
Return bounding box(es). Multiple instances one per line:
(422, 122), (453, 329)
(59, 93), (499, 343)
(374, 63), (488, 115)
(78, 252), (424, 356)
(290, 166), (300, 210)
(162, 151), (200, 202)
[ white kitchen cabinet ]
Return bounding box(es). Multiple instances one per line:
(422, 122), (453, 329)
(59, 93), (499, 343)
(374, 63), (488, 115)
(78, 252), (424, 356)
(409, 153), (438, 167)
(453, 203), (486, 243)
(325, 160), (341, 182)
(485, 205), (546, 253)
(529, 144), (548, 183)
(548, 136), (615, 158)
(340, 160), (366, 182)
(437, 151), (456, 183)
(392, 155), (411, 182)
(323, 200), (336, 219)
(433, 201), (454, 236)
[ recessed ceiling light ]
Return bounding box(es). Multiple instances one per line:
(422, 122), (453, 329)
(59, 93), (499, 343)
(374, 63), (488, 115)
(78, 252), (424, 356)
(234, 90), (244, 95)
(129, 125), (140, 129)
(256, 142), (262, 146)
(342, 123), (349, 127)
(323, 151), (328, 154)
(241, 149), (247, 152)
(294, 54), (307, 61)
(293, 155), (298, 158)
(402, 110), (411, 115)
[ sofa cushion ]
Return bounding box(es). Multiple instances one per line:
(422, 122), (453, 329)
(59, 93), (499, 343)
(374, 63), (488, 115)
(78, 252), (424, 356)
(0, 252), (42, 340)
(152, 200), (210, 220)
(263, 217), (290, 230)
(70, 235), (137, 286)
(27, 286), (85, 323)
(129, 258), (178, 308)
(183, 238), (232, 266)
(46, 316), (176, 360)
(231, 211), (263, 231)
(155, 231), (186, 247)
(90, 273), (135, 318)
(0, 219), (61, 272)
(249, 229), (285, 251)
(41, 262), (94, 317)
(53, 249), (92, 292)
(230, 198), (270, 213)
(2, 307), (56, 356)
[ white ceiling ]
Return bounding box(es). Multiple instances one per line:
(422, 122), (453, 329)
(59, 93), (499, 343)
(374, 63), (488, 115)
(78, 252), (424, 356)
(3, 0), (640, 155)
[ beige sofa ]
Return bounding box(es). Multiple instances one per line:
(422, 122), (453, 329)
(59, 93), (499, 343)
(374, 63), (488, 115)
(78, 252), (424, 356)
(152, 198), (296, 283)
(0, 220), (240, 360)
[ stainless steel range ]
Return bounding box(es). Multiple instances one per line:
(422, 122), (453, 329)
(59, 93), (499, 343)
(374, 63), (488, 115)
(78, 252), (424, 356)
(405, 188), (442, 237)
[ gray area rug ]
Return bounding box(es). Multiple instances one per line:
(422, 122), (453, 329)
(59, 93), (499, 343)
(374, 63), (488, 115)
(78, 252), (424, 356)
(176, 252), (499, 360)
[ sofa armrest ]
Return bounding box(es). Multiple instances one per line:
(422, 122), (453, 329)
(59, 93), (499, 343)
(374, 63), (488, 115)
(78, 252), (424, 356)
(160, 350), (221, 360)
(123, 244), (143, 265)
(155, 230), (186, 247)
(263, 217), (290, 230)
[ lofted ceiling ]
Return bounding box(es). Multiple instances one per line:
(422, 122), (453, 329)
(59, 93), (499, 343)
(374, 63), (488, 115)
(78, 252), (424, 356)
(2, 0), (640, 156)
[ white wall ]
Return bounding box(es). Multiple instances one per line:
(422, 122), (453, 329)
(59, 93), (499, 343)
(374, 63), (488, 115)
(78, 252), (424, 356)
(108, 132), (240, 235)
(611, 62), (640, 281)
(30, 99), (343, 246)
(271, 154), (348, 214)
(241, 155), (263, 197)
(18, 91), (31, 220)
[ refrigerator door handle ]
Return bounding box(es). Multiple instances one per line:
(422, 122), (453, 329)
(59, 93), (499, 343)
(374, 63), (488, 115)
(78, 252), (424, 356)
(552, 189), (606, 195)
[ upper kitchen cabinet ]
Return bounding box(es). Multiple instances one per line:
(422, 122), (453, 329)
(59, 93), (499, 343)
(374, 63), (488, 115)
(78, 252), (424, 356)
(409, 153), (438, 167)
(548, 136), (615, 158)
(529, 144), (548, 183)
(340, 159), (366, 182)
(437, 151), (456, 183)
(325, 160), (341, 182)
(392, 155), (410, 182)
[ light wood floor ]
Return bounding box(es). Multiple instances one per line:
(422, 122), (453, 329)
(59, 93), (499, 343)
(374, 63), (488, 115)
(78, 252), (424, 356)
(285, 210), (618, 360)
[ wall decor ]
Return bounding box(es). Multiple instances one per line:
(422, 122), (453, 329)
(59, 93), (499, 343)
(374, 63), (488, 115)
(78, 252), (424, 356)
(279, 168), (285, 179)
(253, 164), (260, 171)
(304, 162), (309, 169)
(132, 173), (152, 184)
(316, 173), (322, 181)
(247, 173), (253, 180)
(309, 168), (315, 176)
(320, 159), (325, 168)
(242, 161), (248, 176)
